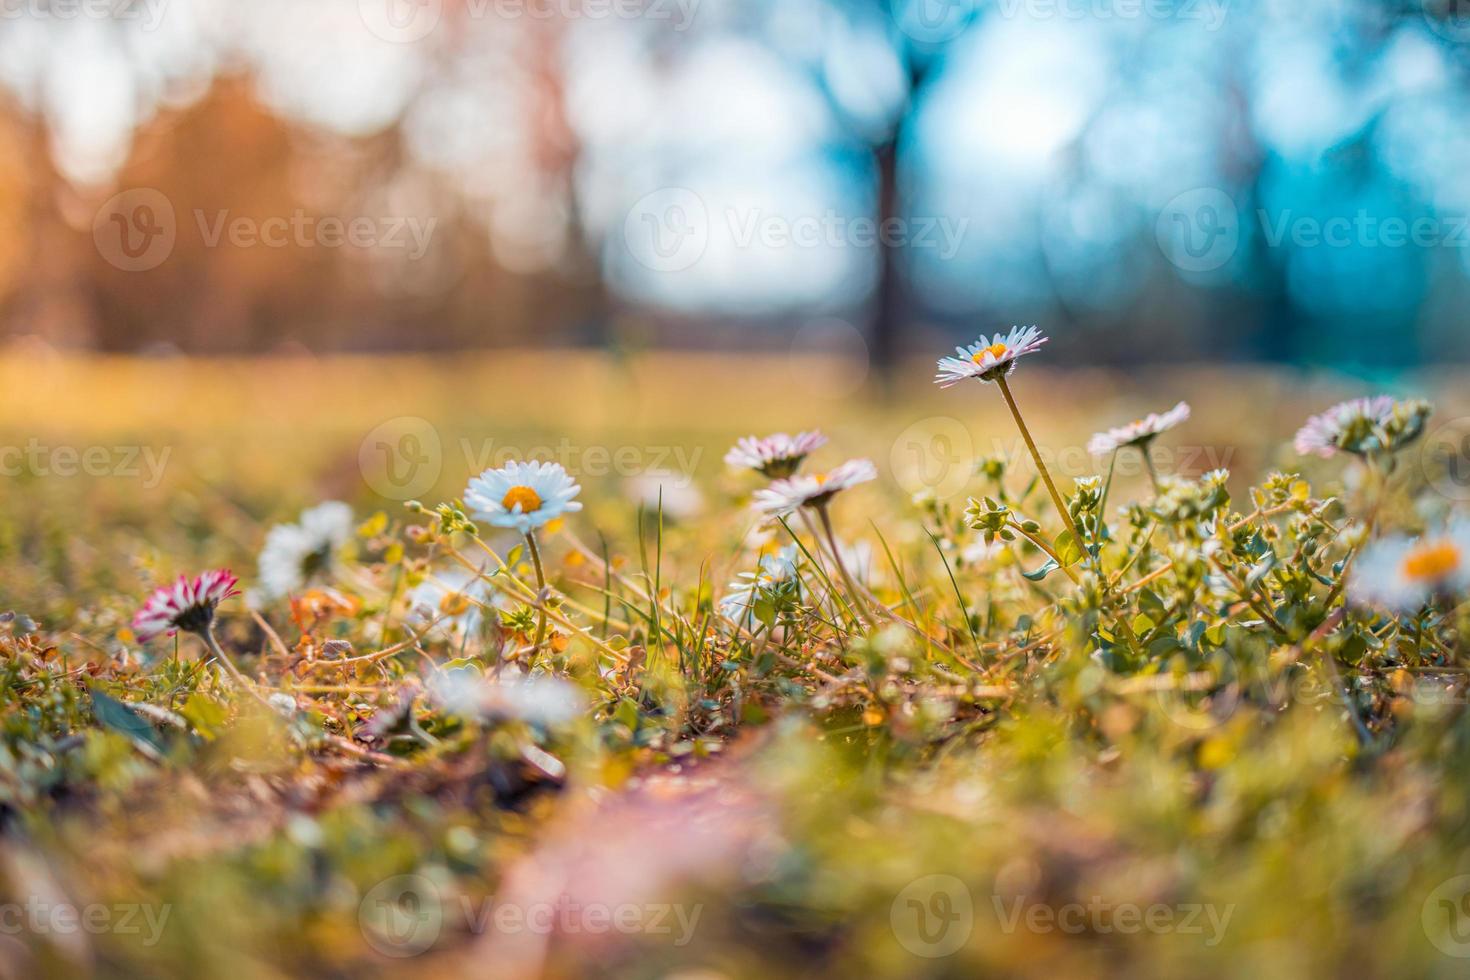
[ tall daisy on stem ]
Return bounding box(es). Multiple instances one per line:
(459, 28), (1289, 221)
(938, 326), (1142, 653)
(134, 570), (253, 687)
(724, 431), (827, 479)
(936, 327), (1079, 539)
(1088, 401), (1191, 495)
(753, 458), (877, 624)
(464, 460), (582, 660)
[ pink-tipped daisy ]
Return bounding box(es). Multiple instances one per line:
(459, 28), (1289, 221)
(753, 458), (877, 517)
(464, 460), (583, 535)
(1293, 395), (1431, 459)
(1349, 521), (1470, 613)
(133, 569), (241, 642)
(1088, 402), (1192, 456)
(724, 431), (828, 479)
(935, 326), (1049, 387)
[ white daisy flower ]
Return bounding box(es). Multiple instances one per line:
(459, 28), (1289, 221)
(626, 473), (705, 521)
(464, 460), (583, 535)
(408, 566), (503, 638)
(1293, 395), (1432, 459)
(133, 569), (240, 642)
(426, 670), (584, 727)
(934, 326), (1049, 387)
(1088, 402), (1191, 456)
(752, 458), (877, 517)
(961, 536), (1005, 566)
(1349, 521), (1470, 613)
(257, 501), (355, 600)
(719, 545), (801, 621)
(724, 431), (828, 479)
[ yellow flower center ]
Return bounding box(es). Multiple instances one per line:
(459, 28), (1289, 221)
(1402, 540), (1461, 582)
(972, 342), (1009, 364)
(501, 485), (543, 513)
(439, 592), (471, 617)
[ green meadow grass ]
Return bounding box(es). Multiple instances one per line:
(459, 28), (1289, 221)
(0, 353), (1468, 979)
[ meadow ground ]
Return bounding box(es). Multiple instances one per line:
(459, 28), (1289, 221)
(1, 350), (1469, 979)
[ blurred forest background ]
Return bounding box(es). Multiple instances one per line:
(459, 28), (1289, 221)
(0, 0), (1468, 369)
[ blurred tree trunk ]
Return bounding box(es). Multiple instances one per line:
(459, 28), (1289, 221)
(873, 138), (902, 385)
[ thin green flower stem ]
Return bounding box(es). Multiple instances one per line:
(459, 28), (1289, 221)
(1321, 461), (1388, 614)
(1116, 503), (1297, 596)
(445, 544), (627, 661)
(1140, 445), (1163, 495)
(1212, 556), (1290, 640)
(994, 375), (1144, 655)
(1302, 607), (1372, 746)
(1006, 520), (1083, 586)
(995, 375), (1079, 542)
(1097, 450), (1119, 534)
(815, 503), (872, 628)
(774, 516), (865, 634)
(459, 537), (625, 631)
(200, 625), (276, 714)
(524, 532), (548, 660)
(924, 528), (983, 660)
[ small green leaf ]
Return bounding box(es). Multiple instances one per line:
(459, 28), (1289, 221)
(1021, 558), (1060, 582)
(89, 688), (169, 758)
(1054, 530), (1085, 568)
(180, 693), (228, 740)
